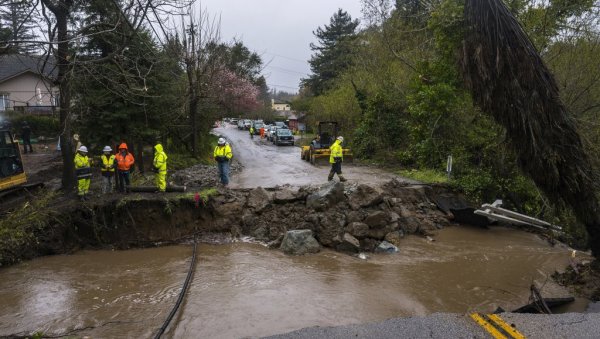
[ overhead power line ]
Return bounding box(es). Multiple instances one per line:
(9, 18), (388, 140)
(267, 83), (299, 90)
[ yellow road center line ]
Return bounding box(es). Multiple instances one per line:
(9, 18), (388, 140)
(487, 314), (526, 339)
(470, 313), (508, 339)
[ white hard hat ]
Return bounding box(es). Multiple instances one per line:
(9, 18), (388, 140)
(218, 137), (226, 145)
(78, 145), (88, 153)
(337, 136), (344, 142)
(102, 146), (112, 152)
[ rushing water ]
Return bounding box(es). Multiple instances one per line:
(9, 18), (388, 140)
(0, 226), (585, 338)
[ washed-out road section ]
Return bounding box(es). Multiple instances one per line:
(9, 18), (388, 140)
(214, 125), (416, 188)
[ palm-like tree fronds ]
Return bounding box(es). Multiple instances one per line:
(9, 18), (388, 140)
(460, 0), (600, 256)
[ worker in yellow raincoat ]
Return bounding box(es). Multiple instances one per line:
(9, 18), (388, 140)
(153, 143), (168, 192)
(74, 145), (92, 200)
(328, 136), (347, 182)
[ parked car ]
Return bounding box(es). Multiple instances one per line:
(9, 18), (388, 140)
(268, 126), (285, 141)
(274, 121), (288, 129)
(252, 121), (264, 135)
(237, 120), (245, 130)
(243, 119), (252, 129)
(230, 118), (239, 125)
(266, 125), (277, 141)
(274, 128), (294, 146)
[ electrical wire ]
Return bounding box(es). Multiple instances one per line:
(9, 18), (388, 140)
(153, 235), (198, 339)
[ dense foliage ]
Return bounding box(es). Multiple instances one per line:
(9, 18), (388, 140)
(1, 0), (267, 182)
(295, 0), (600, 247)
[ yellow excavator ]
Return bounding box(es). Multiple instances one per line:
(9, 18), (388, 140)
(301, 121), (353, 165)
(0, 127), (27, 193)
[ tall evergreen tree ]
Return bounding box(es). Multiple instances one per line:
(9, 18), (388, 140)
(0, 0), (39, 54)
(303, 9), (359, 96)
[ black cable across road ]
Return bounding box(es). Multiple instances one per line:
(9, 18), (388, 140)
(153, 236), (198, 339)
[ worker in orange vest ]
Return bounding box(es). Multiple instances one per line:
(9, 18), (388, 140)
(115, 143), (135, 192)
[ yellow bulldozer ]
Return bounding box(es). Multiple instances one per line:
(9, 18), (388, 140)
(301, 121), (353, 165)
(0, 127), (27, 192)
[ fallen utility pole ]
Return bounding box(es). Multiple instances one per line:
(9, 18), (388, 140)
(474, 200), (562, 232)
(127, 185), (186, 193)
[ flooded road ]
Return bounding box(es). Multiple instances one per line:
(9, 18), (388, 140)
(0, 226), (582, 338)
(214, 125), (415, 188)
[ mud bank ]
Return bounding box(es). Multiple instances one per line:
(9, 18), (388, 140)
(1, 179), (465, 266)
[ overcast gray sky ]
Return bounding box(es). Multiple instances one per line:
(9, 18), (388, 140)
(195, 0), (364, 93)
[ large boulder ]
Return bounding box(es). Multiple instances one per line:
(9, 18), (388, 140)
(316, 212), (345, 246)
(335, 233), (361, 253)
(273, 188), (300, 204)
(364, 211), (390, 229)
(346, 210), (365, 224)
(345, 222), (369, 238)
(348, 184), (383, 210)
(280, 230), (321, 255)
(399, 216), (421, 234)
(246, 187), (271, 212)
(368, 222), (399, 240)
(306, 182), (345, 211)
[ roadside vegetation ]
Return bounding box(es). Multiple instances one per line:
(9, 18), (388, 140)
(0, 190), (58, 266)
(293, 0), (600, 249)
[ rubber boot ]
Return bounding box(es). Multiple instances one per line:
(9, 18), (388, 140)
(328, 172), (334, 181)
(339, 175), (347, 182)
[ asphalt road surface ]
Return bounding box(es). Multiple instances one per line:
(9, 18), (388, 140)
(214, 125), (416, 189)
(265, 312), (600, 339)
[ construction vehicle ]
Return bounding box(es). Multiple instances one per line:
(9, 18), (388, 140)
(0, 127), (27, 192)
(301, 121), (353, 165)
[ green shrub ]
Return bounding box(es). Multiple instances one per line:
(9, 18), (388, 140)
(5, 113), (60, 139)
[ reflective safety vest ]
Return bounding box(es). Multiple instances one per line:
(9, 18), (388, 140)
(329, 140), (343, 164)
(153, 144), (167, 172)
(115, 151), (135, 171)
(74, 153), (91, 179)
(214, 144), (233, 160)
(101, 154), (116, 173)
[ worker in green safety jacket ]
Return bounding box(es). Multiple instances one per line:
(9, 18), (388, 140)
(328, 136), (347, 182)
(153, 143), (168, 192)
(214, 137), (233, 186)
(74, 145), (92, 200)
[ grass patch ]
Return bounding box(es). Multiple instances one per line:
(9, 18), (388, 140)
(397, 168), (449, 184)
(0, 190), (59, 265)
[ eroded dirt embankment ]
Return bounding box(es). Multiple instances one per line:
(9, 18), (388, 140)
(0, 179), (465, 266)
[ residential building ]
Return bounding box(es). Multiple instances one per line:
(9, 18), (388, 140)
(271, 98), (290, 111)
(0, 54), (58, 114)
(274, 110), (306, 132)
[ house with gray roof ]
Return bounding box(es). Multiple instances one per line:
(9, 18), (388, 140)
(0, 54), (58, 113)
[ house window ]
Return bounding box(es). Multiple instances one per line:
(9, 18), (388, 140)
(0, 94), (9, 111)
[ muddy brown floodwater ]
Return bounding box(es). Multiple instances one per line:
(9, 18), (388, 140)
(0, 226), (585, 338)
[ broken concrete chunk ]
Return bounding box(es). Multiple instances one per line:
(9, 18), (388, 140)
(306, 181), (345, 211)
(364, 211), (390, 229)
(375, 240), (399, 254)
(246, 187), (271, 212)
(348, 184), (383, 210)
(335, 233), (361, 253)
(273, 188), (299, 204)
(280, 229), (321, 255)
(345, 222), (369, 238)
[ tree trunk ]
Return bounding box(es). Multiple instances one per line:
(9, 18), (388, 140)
(52, 1), (75, 192)
(189, 96), (198, 156)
